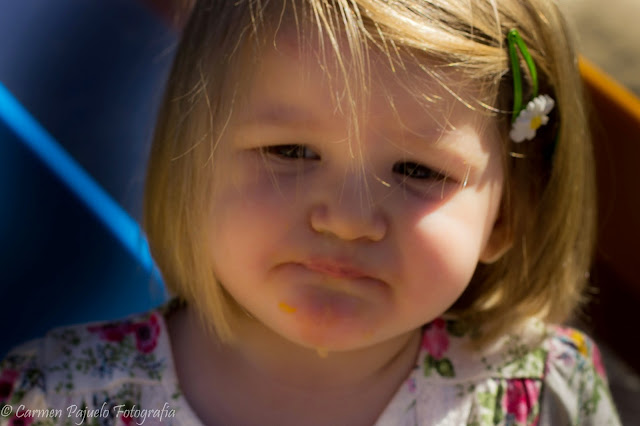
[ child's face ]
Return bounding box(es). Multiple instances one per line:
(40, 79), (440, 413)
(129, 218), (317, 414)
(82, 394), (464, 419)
(206, 35), (505, 353)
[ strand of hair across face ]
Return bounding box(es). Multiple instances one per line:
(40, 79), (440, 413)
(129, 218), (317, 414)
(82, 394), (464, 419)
(0, 81), (164, 290)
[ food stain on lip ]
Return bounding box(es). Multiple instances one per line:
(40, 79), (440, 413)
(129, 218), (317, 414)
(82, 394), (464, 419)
(278, 301), (297, 314)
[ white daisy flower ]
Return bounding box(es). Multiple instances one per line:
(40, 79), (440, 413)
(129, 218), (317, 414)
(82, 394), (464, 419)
(509, 94), (555, 142)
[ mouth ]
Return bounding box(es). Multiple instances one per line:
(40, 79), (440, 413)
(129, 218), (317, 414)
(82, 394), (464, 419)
(301, 258), (372, 280)
(273, 257), (389, 296)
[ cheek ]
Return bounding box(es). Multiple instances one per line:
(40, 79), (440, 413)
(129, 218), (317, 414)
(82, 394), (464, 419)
(407, 216), (481, 290)
(398, 194), (496, 297)
(208, 175), (300, 277)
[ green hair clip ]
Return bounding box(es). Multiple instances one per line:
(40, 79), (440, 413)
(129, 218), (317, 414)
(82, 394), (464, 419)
(507, 29), (555, 143)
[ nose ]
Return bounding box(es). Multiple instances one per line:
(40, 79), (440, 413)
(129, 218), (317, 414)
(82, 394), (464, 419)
(309, 176), (388, 242)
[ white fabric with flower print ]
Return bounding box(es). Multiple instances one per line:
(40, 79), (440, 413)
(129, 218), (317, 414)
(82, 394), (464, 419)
(510, 94), (555, 142)
(0, 302), (621, 426)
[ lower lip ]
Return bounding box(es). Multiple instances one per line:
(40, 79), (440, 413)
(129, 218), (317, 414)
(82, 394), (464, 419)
(303, 261), (368, 280)
(276, 263), (388, 295)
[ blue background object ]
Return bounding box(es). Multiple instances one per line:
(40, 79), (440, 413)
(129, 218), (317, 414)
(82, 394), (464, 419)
(0, 0), (177, 355)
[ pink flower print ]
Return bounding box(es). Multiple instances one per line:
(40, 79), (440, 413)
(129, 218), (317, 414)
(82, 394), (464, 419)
(133, 313), (161, 354)
(421, 318), (449, 360)
(8, 414), (34, 426)
(87, 321), (134, 342)
(504, 379), (540, 425)
(0, 368), (19, 403)
(120, 413), (135, 426)
(591, 342), (607, 380)
(115, 406), (135, 426)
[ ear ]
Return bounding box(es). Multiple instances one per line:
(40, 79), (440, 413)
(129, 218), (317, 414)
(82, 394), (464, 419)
(479, 214), (513, 264)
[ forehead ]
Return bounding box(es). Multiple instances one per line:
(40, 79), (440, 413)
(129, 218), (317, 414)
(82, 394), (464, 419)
(235, 29), (492, 138)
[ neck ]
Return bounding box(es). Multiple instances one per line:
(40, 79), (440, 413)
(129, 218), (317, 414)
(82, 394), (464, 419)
(231, 310), (421, 392)
(167, 305), (421, 425)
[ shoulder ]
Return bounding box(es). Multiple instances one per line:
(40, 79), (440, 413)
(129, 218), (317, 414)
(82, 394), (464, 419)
(0, 306), (182, 426)
(44, 309), (167, 390)
(544, 325), (606, 378)
(392, 319), (621, 426)
(540, 325), (621, 425)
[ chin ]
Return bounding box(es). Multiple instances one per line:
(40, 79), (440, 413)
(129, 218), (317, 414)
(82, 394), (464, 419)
(279, 317), (407, 355)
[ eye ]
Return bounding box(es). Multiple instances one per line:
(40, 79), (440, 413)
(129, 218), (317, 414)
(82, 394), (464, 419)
(392, 161), (447, 181)
(262, 144), (320, 160)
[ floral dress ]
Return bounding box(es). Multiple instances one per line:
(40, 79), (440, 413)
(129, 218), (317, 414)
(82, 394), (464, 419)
(0, 302), (621, 426)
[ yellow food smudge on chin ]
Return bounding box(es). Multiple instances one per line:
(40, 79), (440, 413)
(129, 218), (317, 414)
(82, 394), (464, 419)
(278, 302), (297, 314)
(316, 347), (329, 358)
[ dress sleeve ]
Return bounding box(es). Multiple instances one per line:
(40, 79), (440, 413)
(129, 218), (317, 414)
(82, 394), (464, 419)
(541, 327), (621, 426)
(0, 339), (53, 426)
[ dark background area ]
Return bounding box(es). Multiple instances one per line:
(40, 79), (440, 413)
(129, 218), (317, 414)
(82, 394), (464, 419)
(0, 0), (176, 356)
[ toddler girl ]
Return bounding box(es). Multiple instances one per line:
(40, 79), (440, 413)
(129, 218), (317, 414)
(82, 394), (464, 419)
(0, 0), (622, 425)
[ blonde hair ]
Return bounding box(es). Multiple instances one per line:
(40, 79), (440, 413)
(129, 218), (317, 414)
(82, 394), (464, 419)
(143, 0), (595, 346)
